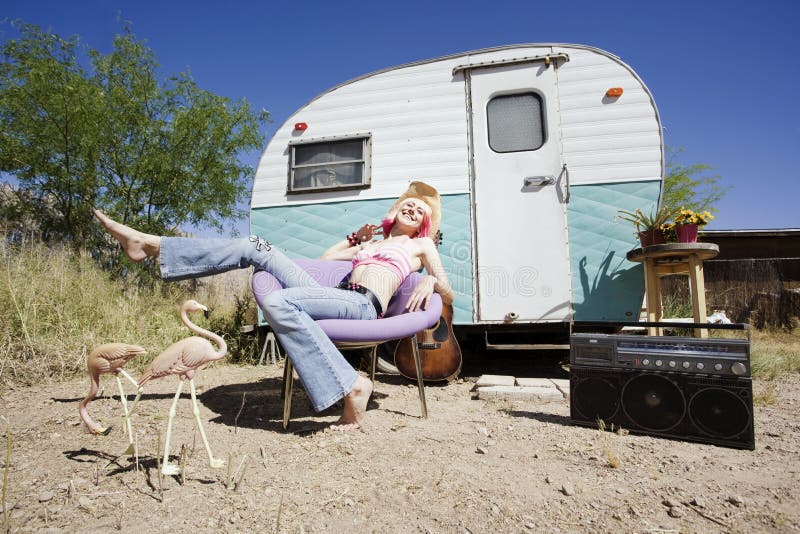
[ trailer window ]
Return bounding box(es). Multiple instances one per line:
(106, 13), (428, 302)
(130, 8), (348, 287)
(288, 136), (371, 193)
(487, 93), (545, 153)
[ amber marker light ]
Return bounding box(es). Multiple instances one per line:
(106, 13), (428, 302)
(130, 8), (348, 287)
(606, 87), (624, 98)
(294, 122), (308, 131)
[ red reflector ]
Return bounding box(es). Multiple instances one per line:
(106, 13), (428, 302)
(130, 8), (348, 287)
(606, 87), (624, 98)
(294, 122), (308, 131)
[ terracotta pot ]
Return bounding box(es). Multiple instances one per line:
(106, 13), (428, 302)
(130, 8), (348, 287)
(676, 223), (699, 243)
(638, 229), (667, 247)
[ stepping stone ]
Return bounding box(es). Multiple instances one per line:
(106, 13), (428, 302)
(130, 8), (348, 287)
(476, 385), (564, 402)
(475, 375), (515, 387)
(516, 377), (556, 388)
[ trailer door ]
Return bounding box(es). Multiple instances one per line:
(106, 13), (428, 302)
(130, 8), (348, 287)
(469, 61), (571, 322)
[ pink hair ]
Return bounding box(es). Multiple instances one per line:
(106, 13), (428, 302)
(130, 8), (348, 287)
(381, 208), (432, 238)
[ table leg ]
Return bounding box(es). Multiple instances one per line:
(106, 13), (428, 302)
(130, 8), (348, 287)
(688, 254), (708, 338)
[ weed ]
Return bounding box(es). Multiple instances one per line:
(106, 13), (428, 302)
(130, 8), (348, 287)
(226, 452), (233, 490)
(156, 431), (163, 503)
(2, 417), (10, 533)
(179, 444), (187, 486)
(275, 492), (284, 533)
(753, 381), (778, 406)
(596, 418), (621, 468)
(234, 392), (247, 434)
(662, 289), (693, 320)
(227, 455), (249, 492)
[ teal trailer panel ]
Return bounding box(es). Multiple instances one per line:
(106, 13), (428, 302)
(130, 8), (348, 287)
(567, 180), (661, 321)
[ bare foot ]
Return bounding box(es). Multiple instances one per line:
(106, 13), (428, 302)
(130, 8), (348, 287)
(93, 209), (160, 262)
(331, 375), (373, 431)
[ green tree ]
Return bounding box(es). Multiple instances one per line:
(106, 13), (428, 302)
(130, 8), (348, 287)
(0, 21), (268, 246)
(0, 23), (103, 242)
(662, 147), (730, 214)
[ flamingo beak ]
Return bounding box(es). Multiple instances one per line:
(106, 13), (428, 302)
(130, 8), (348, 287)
(204, 309), (210, 320)
(92, 426), (113, 436)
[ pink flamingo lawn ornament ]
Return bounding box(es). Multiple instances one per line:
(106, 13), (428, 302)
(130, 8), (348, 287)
(79, 343), (148, 453)
(126, 299), (227, 475)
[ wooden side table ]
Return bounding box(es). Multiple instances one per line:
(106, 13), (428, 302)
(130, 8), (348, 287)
(626, 243), (720, 337)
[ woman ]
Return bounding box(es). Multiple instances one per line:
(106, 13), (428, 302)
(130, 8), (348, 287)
(94, 181), (454, 430)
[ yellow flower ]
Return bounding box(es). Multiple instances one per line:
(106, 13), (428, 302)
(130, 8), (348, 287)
(674, 208), (714, 226)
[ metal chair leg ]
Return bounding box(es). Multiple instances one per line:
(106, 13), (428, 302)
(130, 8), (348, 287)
(282, 357), (294, 430)
(369, 346), (378, 383)
(259, 331), (281, 365)
(411, 335), (428, 418)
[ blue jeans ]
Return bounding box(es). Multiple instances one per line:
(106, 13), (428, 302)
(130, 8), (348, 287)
(159, 236), (375, 412)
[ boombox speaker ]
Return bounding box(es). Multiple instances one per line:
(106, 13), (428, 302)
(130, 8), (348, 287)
(570, 366), (754, 450)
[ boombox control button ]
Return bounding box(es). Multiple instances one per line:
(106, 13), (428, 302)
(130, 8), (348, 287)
(696, 362), (705, 370)
(655, 360), (663, 367)
(682, 361), (691, 369)
(642, 359), (650, 366)
(714, 363), (723, 371)
(731, 362), (747, 376)
(668, 361), (677, 368)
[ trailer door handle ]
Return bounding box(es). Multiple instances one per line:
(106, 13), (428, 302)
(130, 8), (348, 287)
(524, 176), (555, 187)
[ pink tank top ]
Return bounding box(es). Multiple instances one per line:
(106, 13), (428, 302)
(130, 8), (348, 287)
(352, 240), (414, 281)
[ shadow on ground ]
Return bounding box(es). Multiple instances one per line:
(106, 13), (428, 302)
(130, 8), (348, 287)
(198, 375), (399, 434)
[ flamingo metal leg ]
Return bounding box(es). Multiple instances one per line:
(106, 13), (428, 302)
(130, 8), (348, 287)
(126, 387), (145, 421)
(115, 376), (135, 455)
(189, 379), (224, 469)
(118, 368), (139, 389)
(161, 381), (183, 476)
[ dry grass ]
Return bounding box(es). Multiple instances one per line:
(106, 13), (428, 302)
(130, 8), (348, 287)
(753, 381), (778, 406)
(0, 239), (258, 388)
(750, 325), (800, 379)
(596, 418), (621, 468)
(656, 276), (799, 379)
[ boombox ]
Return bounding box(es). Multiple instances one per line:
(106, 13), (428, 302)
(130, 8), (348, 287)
(569, 333), (755, 450)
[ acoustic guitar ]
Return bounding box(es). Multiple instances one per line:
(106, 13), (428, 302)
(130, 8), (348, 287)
(394, 303), (462, 382)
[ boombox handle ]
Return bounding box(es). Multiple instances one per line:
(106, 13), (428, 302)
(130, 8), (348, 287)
(572, 321), (750, 339)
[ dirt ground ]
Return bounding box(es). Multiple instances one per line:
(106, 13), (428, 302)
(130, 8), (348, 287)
(1, 351), (799, 533)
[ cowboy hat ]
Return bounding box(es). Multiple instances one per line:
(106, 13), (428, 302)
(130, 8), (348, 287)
(387, 181), (441, 238)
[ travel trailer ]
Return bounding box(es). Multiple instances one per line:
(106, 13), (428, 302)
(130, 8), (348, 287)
(250, 44), (663, 342)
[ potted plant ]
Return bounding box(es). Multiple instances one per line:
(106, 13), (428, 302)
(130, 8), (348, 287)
(617, 206), (678, 247)
(673, 209), (714, 243)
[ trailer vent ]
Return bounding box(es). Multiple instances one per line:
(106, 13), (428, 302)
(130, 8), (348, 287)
(452, 53), (569, 75)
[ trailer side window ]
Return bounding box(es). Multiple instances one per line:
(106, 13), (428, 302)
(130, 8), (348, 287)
(487, 93), (545, 153)
(288, 135), (371, 193)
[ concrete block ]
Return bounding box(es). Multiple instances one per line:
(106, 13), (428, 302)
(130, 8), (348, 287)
(476, 385), (565, 402)
(475, 375), (515, 387)
(531, 387), (566, 402)
(516, 377), (557, 388)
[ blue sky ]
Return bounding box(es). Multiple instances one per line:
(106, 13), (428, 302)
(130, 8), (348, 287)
(3, 0), (798, 233)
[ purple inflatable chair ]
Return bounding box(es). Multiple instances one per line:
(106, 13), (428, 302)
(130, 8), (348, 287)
(252, 259), (442, 429)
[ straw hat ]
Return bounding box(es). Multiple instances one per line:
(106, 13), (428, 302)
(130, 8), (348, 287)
(387, 181), (441, 238)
